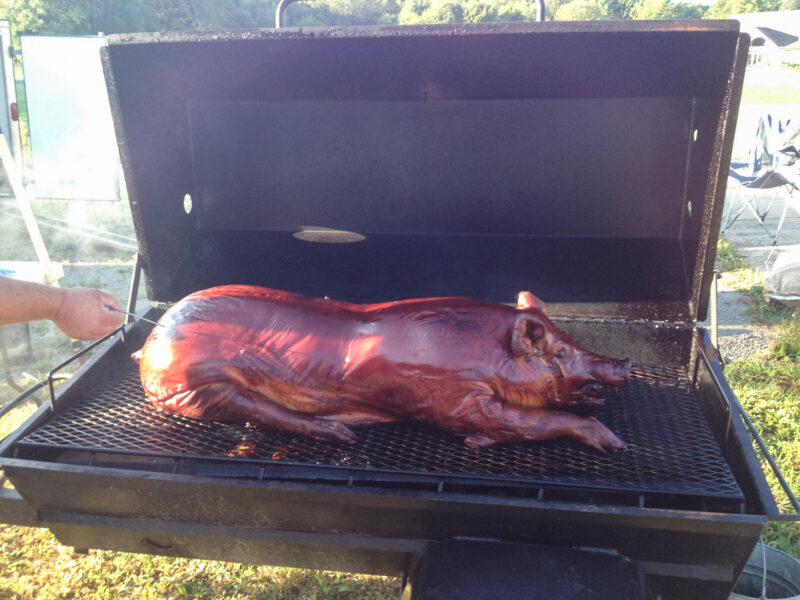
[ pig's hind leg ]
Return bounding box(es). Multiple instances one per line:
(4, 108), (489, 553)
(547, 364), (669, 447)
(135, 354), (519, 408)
(455, 395), (625, 452)
(159, 383), (357, 444)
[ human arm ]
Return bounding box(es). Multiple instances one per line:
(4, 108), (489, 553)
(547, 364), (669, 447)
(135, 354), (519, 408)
(0, 275), (122, 340)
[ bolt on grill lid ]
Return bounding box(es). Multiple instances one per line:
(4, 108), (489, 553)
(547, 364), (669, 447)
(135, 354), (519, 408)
(103, 21), (748, 323)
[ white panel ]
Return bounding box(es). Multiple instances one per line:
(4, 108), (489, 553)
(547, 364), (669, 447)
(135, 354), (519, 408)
(21, 35), (119, 200)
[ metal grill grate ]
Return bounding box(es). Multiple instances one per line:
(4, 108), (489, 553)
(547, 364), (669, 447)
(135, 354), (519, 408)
(17, 358), (743, 504)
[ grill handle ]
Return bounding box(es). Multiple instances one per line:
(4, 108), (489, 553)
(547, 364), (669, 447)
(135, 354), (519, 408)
(275, 0), (546, 28)
(275, 0), (301, 28)
(46, 326), (124, 414)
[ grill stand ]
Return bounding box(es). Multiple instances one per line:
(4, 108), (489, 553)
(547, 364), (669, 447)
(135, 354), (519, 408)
(0, 313), (778, 600)
(405, 540), (651, 600)
(0, 253), (798, 600)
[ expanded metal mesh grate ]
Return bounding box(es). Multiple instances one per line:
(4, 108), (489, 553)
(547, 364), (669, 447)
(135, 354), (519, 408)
(17, 358), (743, 504)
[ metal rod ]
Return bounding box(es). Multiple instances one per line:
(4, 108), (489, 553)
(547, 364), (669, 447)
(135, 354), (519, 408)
(122, 252), (143, 345)
(107, 308), (163, 328)
(47, 326), (124, 414)
(710, 271), (720, 358)
(0, 134), (58, 286)
(1, 380), (45, 421)
(0, 327), (24, 392)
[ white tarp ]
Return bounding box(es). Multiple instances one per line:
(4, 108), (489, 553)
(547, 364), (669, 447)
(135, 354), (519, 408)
(765, 249), (800, 306)
(21, 35), (119, 200)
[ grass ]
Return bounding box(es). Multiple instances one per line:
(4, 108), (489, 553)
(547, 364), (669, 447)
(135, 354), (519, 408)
(0, 526), (401, 599)
(740, 85), (800, 106)
(716, 238), (800, 556)
(726, 320), (800, 555)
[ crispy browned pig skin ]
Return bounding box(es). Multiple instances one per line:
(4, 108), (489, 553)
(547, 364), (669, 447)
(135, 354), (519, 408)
(133, 286), (630, 452)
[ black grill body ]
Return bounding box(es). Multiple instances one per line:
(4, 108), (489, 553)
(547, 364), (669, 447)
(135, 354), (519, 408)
(0, 20), (779, 600)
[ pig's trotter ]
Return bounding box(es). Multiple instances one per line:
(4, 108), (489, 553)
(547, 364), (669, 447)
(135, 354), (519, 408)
(176, 383), (358, 444)
(565, 416), (626, 453)
(459, 401), (625, 452)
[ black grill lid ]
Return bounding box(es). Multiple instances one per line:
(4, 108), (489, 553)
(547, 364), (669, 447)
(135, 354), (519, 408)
(103, 20), (748, 322)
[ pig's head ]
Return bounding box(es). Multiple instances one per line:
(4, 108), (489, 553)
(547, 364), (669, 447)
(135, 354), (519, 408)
(501, 291), (630, 411)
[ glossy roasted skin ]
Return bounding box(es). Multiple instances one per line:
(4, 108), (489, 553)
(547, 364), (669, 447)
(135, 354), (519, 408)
(134, 286), (630, 451)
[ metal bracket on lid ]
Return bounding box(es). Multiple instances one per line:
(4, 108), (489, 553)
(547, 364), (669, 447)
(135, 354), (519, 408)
(710, 270), (722, 364)
(120, 253), (143, 344)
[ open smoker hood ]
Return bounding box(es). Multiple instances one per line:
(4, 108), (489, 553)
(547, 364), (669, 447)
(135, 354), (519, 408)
(107, 20), (743, 323)
(3, 19), (797, 600)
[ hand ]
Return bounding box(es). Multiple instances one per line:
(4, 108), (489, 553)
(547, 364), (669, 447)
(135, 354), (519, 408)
(53, 287), (123, 340)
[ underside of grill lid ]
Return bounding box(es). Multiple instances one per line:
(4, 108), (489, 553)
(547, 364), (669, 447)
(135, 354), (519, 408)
(103, 20), (748, 323)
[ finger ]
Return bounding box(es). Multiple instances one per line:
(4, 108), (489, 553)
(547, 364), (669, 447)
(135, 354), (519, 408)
(99, 293), (121, 311)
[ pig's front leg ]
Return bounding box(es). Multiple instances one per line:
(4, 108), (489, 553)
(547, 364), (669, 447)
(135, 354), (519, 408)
(457, 395), (626, 452)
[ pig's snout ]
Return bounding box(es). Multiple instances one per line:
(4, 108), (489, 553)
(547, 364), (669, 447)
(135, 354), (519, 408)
(564, 356), (630, 410)
(595, 357), (631, 387)
(582, 355), (630, 388)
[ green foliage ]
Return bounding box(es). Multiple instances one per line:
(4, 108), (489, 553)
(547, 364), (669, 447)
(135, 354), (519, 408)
(770, 317), (800, 361)
(0, 0), (709, 37)
(598, 0), (637, 19)
(0, 0), (784, 34)
(717, 237), (749, 272)
(0, 523), (401, 599)
(398, 0), (535, 24)
(704, 0), (779, 19)
(555, 0), (609, 19)
(0, 0), (47, 41)
(630, 0), (705, 19)
(726, 355), (800, 546)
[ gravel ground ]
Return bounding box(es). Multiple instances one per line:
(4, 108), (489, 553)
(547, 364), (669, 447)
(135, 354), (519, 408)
(713, 191), (800, 362)
(707, 282), (775, 362)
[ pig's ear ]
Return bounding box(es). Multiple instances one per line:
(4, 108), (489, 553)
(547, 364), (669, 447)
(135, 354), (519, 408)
(511, 313), (546, 356)
(516, 291), (547, 315)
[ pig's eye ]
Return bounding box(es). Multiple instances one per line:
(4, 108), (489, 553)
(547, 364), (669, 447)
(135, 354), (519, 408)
(555, 349), (566, 359)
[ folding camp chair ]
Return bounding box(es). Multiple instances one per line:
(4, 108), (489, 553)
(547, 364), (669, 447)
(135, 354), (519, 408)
(722, 114), (800, 247)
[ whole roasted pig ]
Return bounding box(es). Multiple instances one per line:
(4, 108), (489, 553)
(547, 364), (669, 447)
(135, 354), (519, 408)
(134, 286), (630, 451)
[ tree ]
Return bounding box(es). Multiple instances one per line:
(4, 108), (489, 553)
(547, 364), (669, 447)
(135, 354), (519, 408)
(704, 0), (778, 18)
(554, 0), (610, 20)
(399, 0), (535, 24)
(598, 0), (637, 18)
(670, 1), (705, 17)
(0, 0), (47, 40)
(631, 0), (706, 19)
